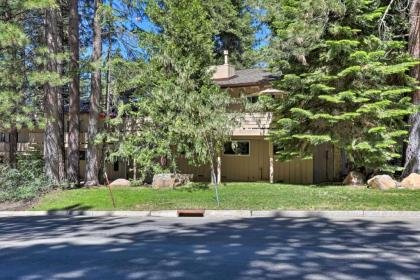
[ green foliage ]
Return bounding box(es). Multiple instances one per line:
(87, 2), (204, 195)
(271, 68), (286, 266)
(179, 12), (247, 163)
(254, 0), (345, 73)
(0, 1), (48, 131)
(0, 152), (52, 202)
(109, 0), (237, 181)
(204, 0), (258, 68)
(22, 0), (58, 10)
(267, 0), (418, 173)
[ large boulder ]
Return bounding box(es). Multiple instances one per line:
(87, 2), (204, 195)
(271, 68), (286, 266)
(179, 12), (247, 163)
(152, 174), (175, 189)
(400, 173), (420, 190)
(343, 171), (366, 186)
(152, 173), (193, 189)
(367, 175), (397, 190)
(109, 178), (131, 187)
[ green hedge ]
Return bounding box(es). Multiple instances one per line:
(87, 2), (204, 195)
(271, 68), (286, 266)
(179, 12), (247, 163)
(0, 152), (52, 202)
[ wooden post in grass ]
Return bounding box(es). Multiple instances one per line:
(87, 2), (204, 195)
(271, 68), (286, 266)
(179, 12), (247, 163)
(104, 172), (116, 208)
(217, 156), (222, 185)
(269, 141), (274, 184)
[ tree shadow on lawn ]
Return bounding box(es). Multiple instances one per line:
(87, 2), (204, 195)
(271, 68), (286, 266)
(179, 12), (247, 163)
(0, 214), (419, 279)
(178, 182), (211, 192)
(46, 203), (93, 212)
(305, 183), (349, 188)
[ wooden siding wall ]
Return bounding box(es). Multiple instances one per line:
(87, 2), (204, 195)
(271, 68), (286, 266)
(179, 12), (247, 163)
(79, 160), (127, 181)
(0, 125), (127, 181)
(273, 158), (313, 184)
(221, 139), (269, 181)
(177, 137), (314, 184)
(177, 157), (211, 181)
(313, 143), (342, 183)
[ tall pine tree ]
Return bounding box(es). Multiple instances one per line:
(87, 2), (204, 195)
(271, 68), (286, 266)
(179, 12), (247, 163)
(85, 0), (102, 187)
(403, 0), (420, 177)
(67, 0), (81, 186)
(267, 0), (418, 174)
(205, 0), (257, 68)
(0, 1), (53, 168)
(108, 0), (236, 183)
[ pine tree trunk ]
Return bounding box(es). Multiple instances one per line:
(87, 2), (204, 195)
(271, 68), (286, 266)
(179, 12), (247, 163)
(44, 8), (62, 184)
(67, 0), (80, 186)
(99, 0), (113, 183)
(8, 127), (18, 169)
(85, 0), (102, 187)
(57, 4), (66, 183)
(403, 0), (420, 177)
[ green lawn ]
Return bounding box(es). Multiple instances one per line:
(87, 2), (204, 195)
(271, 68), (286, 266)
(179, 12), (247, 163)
(31, 182), (420, 211)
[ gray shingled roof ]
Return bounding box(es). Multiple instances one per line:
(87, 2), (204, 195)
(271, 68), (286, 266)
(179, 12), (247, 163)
(215, 68), (279, 87)
(65, 71), (278, 113)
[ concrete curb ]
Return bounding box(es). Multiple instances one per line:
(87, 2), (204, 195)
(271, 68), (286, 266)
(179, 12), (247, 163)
(150, 210), (178, 218)
(205, 210), (251, 217)
(251, 210), (366, 218)
(0, 211), (152, 217)
(1, 210), (420, 218)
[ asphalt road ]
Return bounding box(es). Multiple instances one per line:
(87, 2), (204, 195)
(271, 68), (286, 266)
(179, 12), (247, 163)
(1, 215), (420, 280)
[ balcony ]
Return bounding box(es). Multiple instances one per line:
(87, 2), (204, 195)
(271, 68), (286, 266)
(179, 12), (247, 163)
(0, 142), (40, 153)
(232, 112), (273, 136)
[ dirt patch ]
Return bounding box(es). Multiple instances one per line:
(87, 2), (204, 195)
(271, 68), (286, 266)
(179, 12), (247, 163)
(0, 200), (36, 211)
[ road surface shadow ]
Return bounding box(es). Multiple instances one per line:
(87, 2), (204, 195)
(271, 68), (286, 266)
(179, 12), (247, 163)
(0, 215), (419, 279)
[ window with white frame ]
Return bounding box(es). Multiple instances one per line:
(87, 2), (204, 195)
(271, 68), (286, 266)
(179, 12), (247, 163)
(224, 140), (250, 156)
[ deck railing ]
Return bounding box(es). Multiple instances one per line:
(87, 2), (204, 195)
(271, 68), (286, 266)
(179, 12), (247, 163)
(232, 112), (273, 136)
(0, 112), (274, 154)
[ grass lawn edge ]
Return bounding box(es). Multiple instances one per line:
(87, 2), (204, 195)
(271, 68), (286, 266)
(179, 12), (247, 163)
(25, 182), (420, 212)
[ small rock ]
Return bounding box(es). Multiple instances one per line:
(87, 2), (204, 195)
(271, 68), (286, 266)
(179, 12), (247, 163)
(152, 173), (193, 189)
(343, 171), (366, 186)
(400, 173), (420, 189)
(367, 175), (397, 190)
(109, 178), (131, 187)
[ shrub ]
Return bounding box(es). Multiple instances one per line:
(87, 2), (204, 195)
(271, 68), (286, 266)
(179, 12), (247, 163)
(0, 152), (53, 202)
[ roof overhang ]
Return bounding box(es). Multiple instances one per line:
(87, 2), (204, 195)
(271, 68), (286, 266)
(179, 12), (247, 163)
(247, 88), (287, 97)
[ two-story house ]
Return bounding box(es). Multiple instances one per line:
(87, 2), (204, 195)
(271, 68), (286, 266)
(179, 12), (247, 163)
(178, 51), (342, 184)
(0, 51), (341, 184)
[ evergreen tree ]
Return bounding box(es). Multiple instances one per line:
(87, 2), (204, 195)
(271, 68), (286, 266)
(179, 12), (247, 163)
(267, 0), (418, 174)
(44, 4), (67, 184)
(85, 0), (102, 187)
(0, 1), (53, 168)
(67, 0), (81, 186)
(109, 0), (236, 184)
(205, 0), (257, 68)
(97, 0), (146, 180)
(254, 0), (343, 74)
(403, 0), (420, 176)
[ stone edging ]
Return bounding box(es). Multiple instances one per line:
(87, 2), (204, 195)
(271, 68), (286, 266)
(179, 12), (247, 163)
(1, 210), (420, 218)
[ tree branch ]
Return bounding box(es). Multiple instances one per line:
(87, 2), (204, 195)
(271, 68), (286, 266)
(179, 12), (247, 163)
(379, 0), (396, 37)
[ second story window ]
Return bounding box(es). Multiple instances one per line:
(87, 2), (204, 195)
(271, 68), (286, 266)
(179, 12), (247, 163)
(247, 96), (259, 103)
